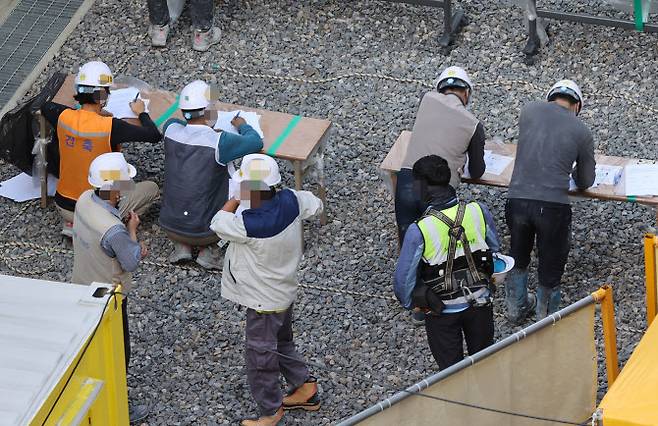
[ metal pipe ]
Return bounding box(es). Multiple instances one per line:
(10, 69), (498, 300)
(336, 294), (598, 426)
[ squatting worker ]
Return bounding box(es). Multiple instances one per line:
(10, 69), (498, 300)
(159, 80), (263, 269)
(395, 66), (487, 243)
(40, 61), (161, 237)
(505, 79), (595, 324)
(71, 152), (150, 423)
(210, 154), (323, 426)
(394, 155), (500, 369)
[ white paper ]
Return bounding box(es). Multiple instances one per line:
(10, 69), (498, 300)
(213, 110), (264, 138)
(484, 150), (513, 176)
(569, 164), (624, 191)
(0, 172), (58, 202)
(621, 164), (658, 196)
(104, 87), (150, 119)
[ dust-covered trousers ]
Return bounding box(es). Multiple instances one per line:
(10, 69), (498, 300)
(245, 305), (310, 416)
(147, 0), (213, 30)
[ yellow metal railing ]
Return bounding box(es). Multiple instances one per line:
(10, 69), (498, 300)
(592, 285), (619, 386)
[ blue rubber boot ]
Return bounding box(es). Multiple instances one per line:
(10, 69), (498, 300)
(536, 285), (561, 320)
(505, 268), (536, 324)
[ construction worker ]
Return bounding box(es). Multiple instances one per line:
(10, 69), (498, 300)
(505, 79), (595, 323)
(147, 0), (222, 51)
(71, 152), (151, 423)
(159, 80), (263, 269)
(40, 61), (161, 237)
(394, 155), (500, 370)
(210, 154), (323, 426)
(395, 65), (486, 243)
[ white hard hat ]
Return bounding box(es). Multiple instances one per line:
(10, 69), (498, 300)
(75, 61), (113, 89)
(437, 66), (473, 92)
(492, 253), (515, 285)
(179, 80), (210, 111)
(547, 79), (583, 113)
(234, 154), (281, 187)
(88, 152), (137, 188)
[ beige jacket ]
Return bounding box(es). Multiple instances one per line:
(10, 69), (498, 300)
(211, 189), (323, 311)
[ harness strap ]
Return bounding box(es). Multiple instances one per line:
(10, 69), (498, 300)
(428, 202), (484, 295)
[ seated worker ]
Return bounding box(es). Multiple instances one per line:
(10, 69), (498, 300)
(71, 152), (151, 423)
(40, 61), (161, 237)
(395, 66), (486, 243)
(394, 155), (500, 370)
(210, 154), (323, 426)
(158, 80), (263, 269)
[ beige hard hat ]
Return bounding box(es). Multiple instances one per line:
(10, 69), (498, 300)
(233, 154), (281, 187)
(88, 152), (137, 188)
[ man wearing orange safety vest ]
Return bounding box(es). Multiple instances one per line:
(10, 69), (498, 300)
(40, 61), (161, 237)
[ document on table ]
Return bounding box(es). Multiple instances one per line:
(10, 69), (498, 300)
(619, 164), (658, 196)
(569, 164), (623, 191)
(0, 172), (58, 202)
(461, 150), (513, 179)
(214, 110), (264, 138)
(104, 87), (150, 119)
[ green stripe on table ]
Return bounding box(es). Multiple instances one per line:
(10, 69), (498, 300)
(266, 115), (302, 156)
(154, 97), (180, 127)
(627, 195), (637, 202)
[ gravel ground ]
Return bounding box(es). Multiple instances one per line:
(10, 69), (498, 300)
(1, 0), (658, 424)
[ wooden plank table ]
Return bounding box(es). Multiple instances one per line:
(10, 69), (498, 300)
(382, 131), (658, 223)
(51, 76), (331, 224)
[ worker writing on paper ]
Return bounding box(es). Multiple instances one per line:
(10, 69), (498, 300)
(394, 155), (500, 369)
(158, 80), (263, 269)
(210, 155), (323, 426)
(505, 79), (596, 324)
(71, 152), (151, 423)
(395, 66), (486, 244)
(40, 61), (161, 237)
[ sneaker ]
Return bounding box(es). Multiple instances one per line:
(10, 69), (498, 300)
(283, 378), (320, 411)
(196, 245), (222, 270)
(192, 27), (221, 52)
(129, 403), (150, 424)
(241, 407), (284, 426)
(411, 311), (426, 326)
(149, 23), (169, 47)
(61, 221), (73, 238)
(168, 242), (192, 263)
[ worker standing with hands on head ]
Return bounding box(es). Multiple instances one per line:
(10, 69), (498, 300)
(40, 61), (161, 237)
(71, 152), (151, 423)
(394, 155), (500, 369)
(210, 154), (323, 426)
(147, 0), (222, 51)
(505, 79), (595, 324)
(159, 80), (263, 269)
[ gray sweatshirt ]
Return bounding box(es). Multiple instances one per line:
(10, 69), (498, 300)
(508, 101), (596, 205)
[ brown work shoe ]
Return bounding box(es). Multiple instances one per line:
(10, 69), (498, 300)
(240, 407), (284, 426)
(283, 379), (320, 411)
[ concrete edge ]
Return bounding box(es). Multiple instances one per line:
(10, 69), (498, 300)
(0, 0), (97, 120)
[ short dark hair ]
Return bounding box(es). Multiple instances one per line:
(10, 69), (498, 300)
(550, 93), (579, 106)
(412, 155), (451, 186)
(73, 87), (110, 105)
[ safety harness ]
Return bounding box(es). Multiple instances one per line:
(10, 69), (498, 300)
(417, 202), (493, 309)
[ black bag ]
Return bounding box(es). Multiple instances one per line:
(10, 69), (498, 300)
(0, 72), (66, 177)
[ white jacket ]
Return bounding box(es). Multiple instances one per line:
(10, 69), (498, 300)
(210, 189), (323, 311)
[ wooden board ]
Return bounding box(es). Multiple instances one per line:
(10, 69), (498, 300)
(382, 130), (658, 207)
(51, 75), (332, 162)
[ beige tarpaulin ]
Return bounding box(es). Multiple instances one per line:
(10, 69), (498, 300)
(359, 304), (597, 426)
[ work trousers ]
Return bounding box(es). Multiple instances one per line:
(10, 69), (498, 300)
(245, 305), (309, 416)
(394, 168), (424, 242)
(147, 0), (213, 30)
(164, 230), (219, 247)
(56, 181), (159, 223)
(505, 198), (572, 289)
(425, 305), (494, 370)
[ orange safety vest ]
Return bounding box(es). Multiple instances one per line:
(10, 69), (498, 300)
(56, 109), (113, 201)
